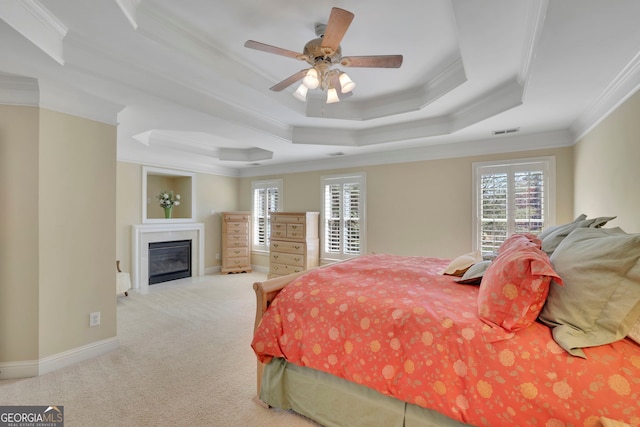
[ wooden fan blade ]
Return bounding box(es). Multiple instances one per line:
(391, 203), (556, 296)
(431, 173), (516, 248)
(270, 69), (308, 91)
(321, 8), (355, 53)
(244, 40), (303, 60)
(340, 55), (403, 68)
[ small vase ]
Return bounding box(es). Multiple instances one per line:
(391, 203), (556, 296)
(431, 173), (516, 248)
(164, 207), (172, 218)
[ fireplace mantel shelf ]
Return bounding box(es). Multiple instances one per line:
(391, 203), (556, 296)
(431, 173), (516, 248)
(131, 223), (205, 293)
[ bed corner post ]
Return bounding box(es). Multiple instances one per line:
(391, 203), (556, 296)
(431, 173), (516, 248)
(251, 271), (311, 399)
(253, 280), (268, 396)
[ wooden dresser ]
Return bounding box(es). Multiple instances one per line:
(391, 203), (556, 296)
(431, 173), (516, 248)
(268, 212), (319, 279)
(221, 212), (252, 274)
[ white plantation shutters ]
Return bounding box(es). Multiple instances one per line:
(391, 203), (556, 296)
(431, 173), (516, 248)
(325, 183), (342, 254)
(473, 158), (554, 255)
(252, 179), (282, 251)
(479, 172), (509, 254)
(322, 173), (366, 260)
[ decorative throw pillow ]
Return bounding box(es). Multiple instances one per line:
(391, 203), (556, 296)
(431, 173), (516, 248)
(539, 227), (640, 358)
(455, 260), (491, 285)
(540, 215), (616, 256)
(537, 214), (587, 241)
(441, 250), (482, 276)
(497, 233), (541, 254)
(477, 235), (562, 340)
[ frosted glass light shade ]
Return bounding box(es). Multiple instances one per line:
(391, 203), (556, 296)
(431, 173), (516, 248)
(326, 87), (340, 103)
(302, 68), (320, 89)
(339, 73), (356, 93)
(293, 84), (308, 101)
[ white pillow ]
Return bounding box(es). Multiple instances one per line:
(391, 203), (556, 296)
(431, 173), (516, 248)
(441, 250), (482, 277)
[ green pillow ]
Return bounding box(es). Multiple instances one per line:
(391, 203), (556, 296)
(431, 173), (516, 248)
(539, 227), (640, 358)
(540, 215), (616, 256)
(537, 214), (586, 241)
(454, 260), (491, 285)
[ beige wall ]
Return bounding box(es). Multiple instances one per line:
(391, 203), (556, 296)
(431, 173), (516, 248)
(574, 89), (640, 233)
(0, 105), (40, 362)
(239, 146), (575, 261)
(1, 106), (117, 364)
(38, 109), (117, 357)
(116, 162), (143, 274)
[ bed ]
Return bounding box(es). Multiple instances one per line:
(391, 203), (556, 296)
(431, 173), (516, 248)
(251, 220), (640, 427)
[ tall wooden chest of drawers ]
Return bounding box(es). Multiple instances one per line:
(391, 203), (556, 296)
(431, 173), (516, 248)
(221, 212), (252, 274)
(268, 212), (319, 279)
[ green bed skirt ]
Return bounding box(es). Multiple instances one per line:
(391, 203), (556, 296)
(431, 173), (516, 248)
(260, 358), (472, 427)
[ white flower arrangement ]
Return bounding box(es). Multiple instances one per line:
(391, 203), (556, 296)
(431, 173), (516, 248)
(157, 190), (181, 208)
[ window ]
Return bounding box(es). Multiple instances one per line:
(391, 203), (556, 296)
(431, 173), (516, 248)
(251, 179), (282, 252)
(321, 173), (366, 261)
(473, 157), (555, 254)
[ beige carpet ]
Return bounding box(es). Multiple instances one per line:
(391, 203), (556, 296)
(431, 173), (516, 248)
(0, 272), (319, 426)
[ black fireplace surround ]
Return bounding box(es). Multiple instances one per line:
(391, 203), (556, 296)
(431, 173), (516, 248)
(148, 240), (192, 284)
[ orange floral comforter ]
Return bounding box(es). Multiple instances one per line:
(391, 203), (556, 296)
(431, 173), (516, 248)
(252, 254), (640, 427)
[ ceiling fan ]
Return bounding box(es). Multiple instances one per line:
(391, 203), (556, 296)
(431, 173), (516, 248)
(244, 7), (403, 103)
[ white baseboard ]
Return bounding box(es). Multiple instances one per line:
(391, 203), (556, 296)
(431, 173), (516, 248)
(205, 266), (221, 275)
(0, 337), (120, 380)
(251, 265), (269, 273)
(0, 358), (39, 379)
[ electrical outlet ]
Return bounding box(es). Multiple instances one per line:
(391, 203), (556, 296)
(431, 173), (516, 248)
(216, 253), (220, 260)
(89, 312), (101, 327)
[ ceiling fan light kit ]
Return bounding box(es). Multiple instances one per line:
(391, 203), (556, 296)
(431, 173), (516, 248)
(339, 72), (356, 93)
(302, 68), (320, 89)
(326, 87), (340, 104)
(294, 62), (355, 103)
(245, 7), (402, 104)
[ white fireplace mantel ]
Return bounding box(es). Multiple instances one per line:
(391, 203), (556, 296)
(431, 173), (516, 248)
(132, 223), (205, 293)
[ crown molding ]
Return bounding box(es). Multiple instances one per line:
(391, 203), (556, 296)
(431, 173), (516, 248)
(238, 130), (573, 178)
(570, 49), (640, 141)
(134, 129), (273, 162)
(0, 72), (122, 124)
(117, 147), (241, 177)
(0, 0), (67, 65)
(115, 0), (141, 30)
(38, 81), (123, 125)
(0, 72), (39, 106)
(292, 77), (523, 147)
(218, 147), (273, 162)
(519, 0), (548, 91)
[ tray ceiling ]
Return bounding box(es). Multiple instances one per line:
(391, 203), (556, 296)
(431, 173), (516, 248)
(2, 0), (640, 176)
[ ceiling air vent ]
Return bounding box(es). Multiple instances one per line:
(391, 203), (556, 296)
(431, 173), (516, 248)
(492, 127), (520, 136)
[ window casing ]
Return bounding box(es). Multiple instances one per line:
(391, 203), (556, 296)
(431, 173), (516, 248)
(472, 157), (555, 255)
(321, 173), (366, 261)
(251, 179), (282, 252)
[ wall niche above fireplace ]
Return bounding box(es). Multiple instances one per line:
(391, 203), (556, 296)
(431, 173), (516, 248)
(142, 166), (195, 223)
